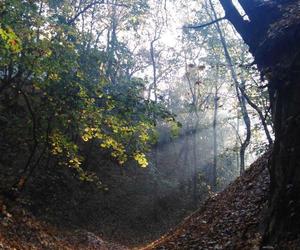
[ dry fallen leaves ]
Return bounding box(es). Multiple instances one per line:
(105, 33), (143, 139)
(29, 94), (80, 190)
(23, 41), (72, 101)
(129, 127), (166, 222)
(140, 152), (271, 250)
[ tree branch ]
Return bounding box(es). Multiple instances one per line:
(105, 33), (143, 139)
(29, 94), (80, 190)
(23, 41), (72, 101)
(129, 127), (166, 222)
(218, 0), (251, 45)
(183, 16), (226, 30)
(67, 0), (130, 25)
(238, 86), (273, 145)
(68, 0), (104, 25)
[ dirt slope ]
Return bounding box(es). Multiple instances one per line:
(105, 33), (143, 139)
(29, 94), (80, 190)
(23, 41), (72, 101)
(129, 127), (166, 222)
(141, 153), (271, 250)
(0, 200), (128, 250)
(2, 152), (299, 249)
(0, 153), (270, 250)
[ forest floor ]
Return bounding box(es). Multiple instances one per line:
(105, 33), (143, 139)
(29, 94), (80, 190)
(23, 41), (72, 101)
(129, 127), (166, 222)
(140, 153), (271, 250)
(0, 152), (298, 249)
(0, 202), (128, 250)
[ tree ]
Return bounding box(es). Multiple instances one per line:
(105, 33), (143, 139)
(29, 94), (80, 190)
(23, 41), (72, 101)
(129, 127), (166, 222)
(0, 0), (167, 194)
(216, 0), (300, 245)
(206, 0), (251, 174)
(186, 0), (272, 176)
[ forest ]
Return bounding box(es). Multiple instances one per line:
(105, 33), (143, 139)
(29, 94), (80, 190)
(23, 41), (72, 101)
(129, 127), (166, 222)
(0, 0), (299, 249)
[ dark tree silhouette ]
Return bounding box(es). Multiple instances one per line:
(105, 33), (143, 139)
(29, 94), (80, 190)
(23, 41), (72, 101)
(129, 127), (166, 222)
(218, 0), (300, 244)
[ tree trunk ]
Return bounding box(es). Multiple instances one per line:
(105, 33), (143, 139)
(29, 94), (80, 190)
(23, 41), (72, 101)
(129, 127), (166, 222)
(106, 4), (117, 84)
(266, 75), (300, 243)
(238, 81), (251, 174)
(192, 131), (198, 208)
(212, 85), (218, 190)
(239, 85), (273, 146)
(236, 109), (240, 171)
(217, 0), (300, 244)
(212, 64), (220, 190)
(209, 0), (251, 174)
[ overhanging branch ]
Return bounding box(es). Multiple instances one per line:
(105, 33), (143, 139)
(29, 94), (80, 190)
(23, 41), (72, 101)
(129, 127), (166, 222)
(218, 0), (251, 45)
(183, 16), (226, 30)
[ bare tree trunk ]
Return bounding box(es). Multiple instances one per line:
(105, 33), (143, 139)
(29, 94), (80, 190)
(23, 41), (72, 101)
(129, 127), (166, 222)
(106, 4), (117, 84)
(212, 65), (220, 190)
(239, 86), (273, 146)
(147, 28), (160, 101)
(150, 39), (158, 103)
(183, 54), (202, 207)
(208, 0), (251, 174)
(236, 109), (240, 171)
(192, 130), (198, 208)
(212, 87), (218, 190)
(238, 81), (251, 174)
(149, 28), (160, 218)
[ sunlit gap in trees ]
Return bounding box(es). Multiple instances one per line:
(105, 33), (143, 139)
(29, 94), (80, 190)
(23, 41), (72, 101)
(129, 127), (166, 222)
(118, 0), (271, 170)
(103, 0), (267, 172)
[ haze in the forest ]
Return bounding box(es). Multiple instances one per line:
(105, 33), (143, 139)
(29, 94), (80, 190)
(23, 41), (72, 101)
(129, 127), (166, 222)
(0, 0), (299, 249)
